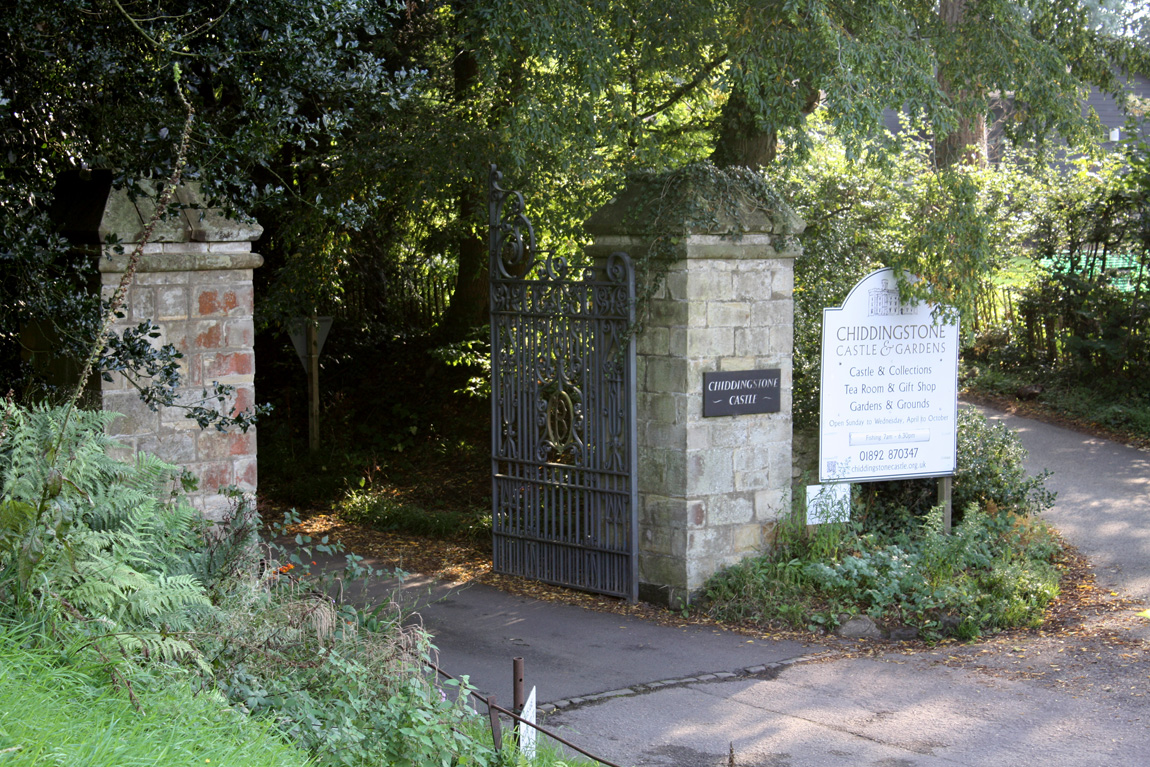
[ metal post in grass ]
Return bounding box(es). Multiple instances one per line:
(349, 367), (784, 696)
(512, 657), (525, 714)
(487, 694), (502, 752)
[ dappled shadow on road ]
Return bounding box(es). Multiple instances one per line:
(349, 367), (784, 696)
(971, 401), (1150, 603)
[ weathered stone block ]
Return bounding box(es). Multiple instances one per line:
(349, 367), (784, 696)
(646, 357), (690, 394)
(103, 391), (160, 436)
(754, 487), (792, 521)
(703, 421), (750, 448)
(685, 270), (732, 302)
(645, 420), (687, 448)
(636, 327), (669, 357)
(734, 466), (771, 492)
(202, 350), (255, 379)
(707, 301), (751, 328)
(640, 516), (686, 557)
(769, 327), (794, 356)
(734, 326), (772, 357)
(733, 524), (764, 554)
(741, 421), (784, 447)
(129, 286), (156, 322)
(165, 242), (211, 254)
(234, 455), (258, 491)
(224, 319), (255, 349)
(662, 270), (689, 301)
(192, 322), (226, 350)
(685, 327), (734, 358)
(198, 430), (255, 461)
(643, 391), (679, 424)
(752, 299), (794, 328)
(197, 462), (234, 494)
(772, 267), (795, 298)
(198, 492), (235, 521)
(156, 286), (189, 321)
(734, 269), (773, 301)
(708, 494), (754, 526)
(734, 445), (773, 474)
(639, 493), (681, 524)
(230, 385), (255, 416)
(106, 445), (137, 464)
(638, 554), (687, 593)
(196, 286), (252, 317)
(686, 449), (735, 495)
(649, 299), (689, 327)
(688, 500), (705, 527)
(686, 425), (709, 451)
(138, 428), (197, 464)
(637, 449), (669, 492)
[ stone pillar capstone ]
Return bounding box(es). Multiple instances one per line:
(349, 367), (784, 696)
(54, 174), (263, 519)
(585, 170), (804, 606)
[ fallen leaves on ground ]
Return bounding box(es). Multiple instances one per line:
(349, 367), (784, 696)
(277, 508), (1148, 659)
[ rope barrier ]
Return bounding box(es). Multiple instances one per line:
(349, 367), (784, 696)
(424, 659), (625, 767)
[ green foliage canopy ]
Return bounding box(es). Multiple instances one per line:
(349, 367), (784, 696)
(1, 0), (1147, 389)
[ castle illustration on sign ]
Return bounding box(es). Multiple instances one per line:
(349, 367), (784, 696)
(868, 279), (918, 317)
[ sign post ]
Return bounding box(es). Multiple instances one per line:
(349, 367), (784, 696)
(287, 315), (334, 453)
(819, 268), (959, 518)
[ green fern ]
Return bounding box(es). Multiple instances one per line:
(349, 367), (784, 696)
(0, 401), (211, 666)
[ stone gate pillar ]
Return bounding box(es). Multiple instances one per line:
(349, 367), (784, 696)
(53, 175), (263, 519)
(586, 172), (804, 606)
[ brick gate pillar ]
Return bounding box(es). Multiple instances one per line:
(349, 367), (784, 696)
(586, 172), (804, 606)
(55, 176), (263, 519)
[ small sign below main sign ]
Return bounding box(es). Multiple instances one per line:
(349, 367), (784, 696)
(702, 369), (781, 417)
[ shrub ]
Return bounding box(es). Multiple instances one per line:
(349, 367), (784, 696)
(705, 408), (1060, 639)
(860, 407), (1055, 533)
(0, 403), (514, 767)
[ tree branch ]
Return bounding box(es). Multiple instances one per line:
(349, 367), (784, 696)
(638, 52), (729, 122)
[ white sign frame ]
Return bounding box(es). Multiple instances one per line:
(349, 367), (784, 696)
(819, 268), (959, 483)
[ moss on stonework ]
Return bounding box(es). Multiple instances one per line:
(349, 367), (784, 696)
(585, 162), (804, 239)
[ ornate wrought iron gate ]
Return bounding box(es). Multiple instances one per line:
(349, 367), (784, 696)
(488, 166), (638, 601)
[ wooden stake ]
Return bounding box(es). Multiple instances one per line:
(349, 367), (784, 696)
(939, 476), (953, 534)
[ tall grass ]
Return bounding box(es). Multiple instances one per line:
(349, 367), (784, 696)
(0, 626), (307, 767)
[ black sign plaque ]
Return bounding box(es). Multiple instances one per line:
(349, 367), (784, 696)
(702, 369), (781, 417)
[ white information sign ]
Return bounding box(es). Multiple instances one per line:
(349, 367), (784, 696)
(820, 268), (959, 483)
(518, 686), (537, 759)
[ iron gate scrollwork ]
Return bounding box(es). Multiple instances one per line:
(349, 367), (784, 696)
(488, 165), (639, 601)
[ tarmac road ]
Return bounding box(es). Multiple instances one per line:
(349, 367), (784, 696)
(375, 404), (1150, 767)
(974, 405), (1150, 603)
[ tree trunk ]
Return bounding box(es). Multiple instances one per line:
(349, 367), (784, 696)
(710, 85), (777, 168)
(437, 46), (489, 340)
(438, 187), (489, 338)
(935, 0), (988, 168)
(710, 81), (820, 168)
(934, 111), (988, 168)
